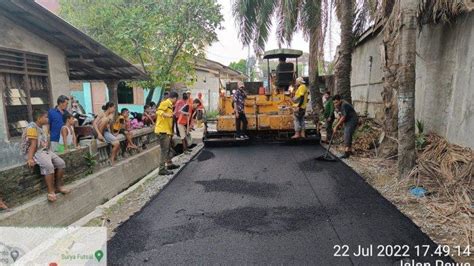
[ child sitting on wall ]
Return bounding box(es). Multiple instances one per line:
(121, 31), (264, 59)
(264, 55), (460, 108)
(56, 113), (79, 153)
(21, 109), (71, 202)
(112, 108), (138, 150)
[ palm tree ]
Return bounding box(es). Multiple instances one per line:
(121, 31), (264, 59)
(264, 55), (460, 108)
(397, 0), (417, 178)
(369, 0), (468, 177)
(232, 0), (325, 119)
(334, 0), (354, 103)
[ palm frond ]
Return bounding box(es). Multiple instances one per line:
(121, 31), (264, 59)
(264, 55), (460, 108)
(418, 0), (468, 26)
(253, 0), (278, 55)
(275, 0), (301, 47)
(232, 0), (259, 46)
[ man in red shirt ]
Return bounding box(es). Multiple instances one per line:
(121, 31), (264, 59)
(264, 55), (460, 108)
(177, 99), (200, 153)
(185, 90), (195, 130)
(174, 93), (187, 136)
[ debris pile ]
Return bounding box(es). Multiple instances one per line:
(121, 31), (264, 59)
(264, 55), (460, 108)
(407, 134), (473, 246)
(352, 118), (382, 156)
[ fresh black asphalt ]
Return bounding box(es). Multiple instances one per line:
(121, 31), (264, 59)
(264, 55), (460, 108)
(108, 144), (453, 265)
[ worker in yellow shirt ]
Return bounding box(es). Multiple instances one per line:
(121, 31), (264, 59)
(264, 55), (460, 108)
(155, 91), (179, 175)
(291, 77), (309, 139)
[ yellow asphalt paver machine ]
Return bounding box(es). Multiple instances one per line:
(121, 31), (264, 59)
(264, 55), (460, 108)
(204, 48), (319, 145)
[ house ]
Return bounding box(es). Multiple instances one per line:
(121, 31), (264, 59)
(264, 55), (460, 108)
(350, 12), (474, 148)
(173, 58), (247, 111)
(0, 0), (146, 141)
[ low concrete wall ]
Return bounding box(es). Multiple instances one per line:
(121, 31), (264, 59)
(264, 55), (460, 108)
(0, 127), (158, 208)
(0, 145), (160, 226)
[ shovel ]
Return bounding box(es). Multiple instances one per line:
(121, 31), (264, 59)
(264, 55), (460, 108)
(315, 132), (337, 162)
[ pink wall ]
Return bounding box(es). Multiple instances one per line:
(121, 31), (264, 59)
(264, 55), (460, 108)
(35, 0), (60, 14)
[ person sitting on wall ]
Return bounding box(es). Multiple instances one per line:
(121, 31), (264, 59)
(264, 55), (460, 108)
(130, 112), (144, 129)
(21, 109), (70, 202)
(143, 105), (155, 126)
(112, 108), (138, 150)
(48, 95), (69, 152)
(56, 113), (79, 153)
(150, 101), (157, 113)
(93, 102), (120, 165)
(332, 94), (359, 158)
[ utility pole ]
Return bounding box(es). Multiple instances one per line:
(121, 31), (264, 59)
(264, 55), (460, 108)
(246, 45), (251, 81)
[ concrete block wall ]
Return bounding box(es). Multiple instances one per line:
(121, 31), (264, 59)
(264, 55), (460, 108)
(351, 13), (474, 148)
(415, 13), (474, 148)
(0, 128), (158, 208)
(0, 147), (90, 208)
(0, 145), (161, 226)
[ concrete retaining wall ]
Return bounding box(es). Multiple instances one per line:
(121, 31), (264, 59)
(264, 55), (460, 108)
(0, 128), (158, 208)
(0, 145), (160, 226)
(351, 12), (474, 148)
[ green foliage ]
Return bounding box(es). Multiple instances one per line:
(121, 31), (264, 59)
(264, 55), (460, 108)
(415, 120), (427, 150)
(229, 59), (256, 81)
(83, 151), (97, 175)
(206, 110), (219, 120)
(229, 59), (247, 74)
(59, 0), (223, 94)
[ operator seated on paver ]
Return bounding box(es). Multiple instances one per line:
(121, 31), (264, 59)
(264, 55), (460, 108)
(332, 94), (359, 158)
(155, 91), (180, 175)
(233, 81), (249, 140)
(291, 77), (309, 139)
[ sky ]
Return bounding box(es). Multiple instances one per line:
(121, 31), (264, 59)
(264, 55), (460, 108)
(206, 0), (340, 66)
(34, 0), (340, 67)
(206, 0), (309, 65)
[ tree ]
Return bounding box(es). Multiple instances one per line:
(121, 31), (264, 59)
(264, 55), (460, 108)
(334, 0), (354, 103)
(397, 0), (417, 178)
(366, 0), (469, 177)
(59, 0), (223, 104)
(232, 0), (326, 121)
(229, 59), (256, 81)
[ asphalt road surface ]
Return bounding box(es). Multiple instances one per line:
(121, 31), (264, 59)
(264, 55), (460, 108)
(108, 144), (453, 265)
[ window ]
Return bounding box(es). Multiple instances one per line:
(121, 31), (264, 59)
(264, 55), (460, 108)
(0, 48), (51, 138)
(117, 81), (134, 104)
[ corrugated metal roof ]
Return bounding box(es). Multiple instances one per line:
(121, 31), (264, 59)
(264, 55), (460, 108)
(0, 0), (148, 80)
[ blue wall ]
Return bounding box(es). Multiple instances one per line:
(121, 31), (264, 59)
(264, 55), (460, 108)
(72, 82), (163, 115)
(71, 82), (93, 114)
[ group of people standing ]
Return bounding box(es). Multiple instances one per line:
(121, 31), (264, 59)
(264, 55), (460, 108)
(155, 90), (203, 175)
(231, 78), (358, 158)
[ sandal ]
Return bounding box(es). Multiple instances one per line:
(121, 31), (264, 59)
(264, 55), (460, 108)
(56, 187), (71, 194)
(47, 193), (57, 202)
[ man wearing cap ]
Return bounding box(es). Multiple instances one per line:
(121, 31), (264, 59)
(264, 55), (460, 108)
(233, 81), (249, 139)
(292, 77), (309, 138)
